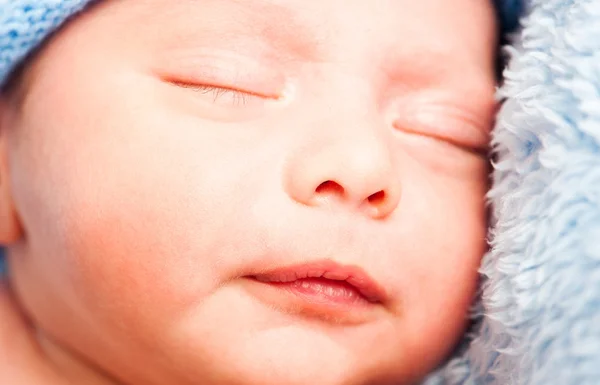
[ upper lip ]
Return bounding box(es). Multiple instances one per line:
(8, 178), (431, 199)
(249, 260), (389, 304)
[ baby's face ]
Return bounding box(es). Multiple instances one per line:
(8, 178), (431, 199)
(0, 0), (497, 384)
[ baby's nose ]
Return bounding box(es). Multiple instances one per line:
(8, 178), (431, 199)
(283, 131), (401, 220)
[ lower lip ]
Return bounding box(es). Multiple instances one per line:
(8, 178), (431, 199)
(265, 278), (372, 306)
(242, 277), (381, 323)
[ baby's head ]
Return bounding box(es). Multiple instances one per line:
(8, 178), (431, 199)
(0, 1), (505, 384)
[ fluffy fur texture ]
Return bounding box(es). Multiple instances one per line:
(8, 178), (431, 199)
(425, 0), (600, 383)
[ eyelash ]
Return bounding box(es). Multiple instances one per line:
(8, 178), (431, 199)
(184, 84), (252, 106)
(393, 121), (489, 156)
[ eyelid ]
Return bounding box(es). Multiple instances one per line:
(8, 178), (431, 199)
(393, 95), (493, 150)
(155, 50), (287, 99)
(394, 116), (490, 151)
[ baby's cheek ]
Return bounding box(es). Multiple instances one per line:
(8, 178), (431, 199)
(393, 164), (488, 363)
(11, 89), (224, 341)
(13, 134), (213, 345)
(52, 163), (214, 338)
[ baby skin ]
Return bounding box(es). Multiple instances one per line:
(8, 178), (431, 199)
(0, 0), (498, 384)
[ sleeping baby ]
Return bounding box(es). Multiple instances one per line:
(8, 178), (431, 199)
(0, 0), (501, 384)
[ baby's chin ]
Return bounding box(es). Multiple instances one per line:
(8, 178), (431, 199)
(147, 283), (419, 385)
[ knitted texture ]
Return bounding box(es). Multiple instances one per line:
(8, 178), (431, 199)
(0, 0), (94, 85)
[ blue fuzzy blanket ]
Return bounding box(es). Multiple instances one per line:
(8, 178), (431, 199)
(425, 1), (600, 384)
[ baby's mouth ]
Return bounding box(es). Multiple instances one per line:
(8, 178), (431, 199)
(242, 260), (389, 323)
(251, 265), (386, 304)
(255, 276), (374, 305)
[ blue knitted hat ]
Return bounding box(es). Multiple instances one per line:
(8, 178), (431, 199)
(0, 0), (93, 85)
(0, 0), (523, 87)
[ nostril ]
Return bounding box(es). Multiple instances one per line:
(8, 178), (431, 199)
(315, 180), (345, 196)
(367, 190), (386, 206)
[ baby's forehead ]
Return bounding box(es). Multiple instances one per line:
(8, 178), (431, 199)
(1, 0), (519, 92)
(97, 0), (496, 77)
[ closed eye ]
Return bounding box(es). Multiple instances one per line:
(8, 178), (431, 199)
(393, 120), (490, 157)
(173, 82), (266, 107)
